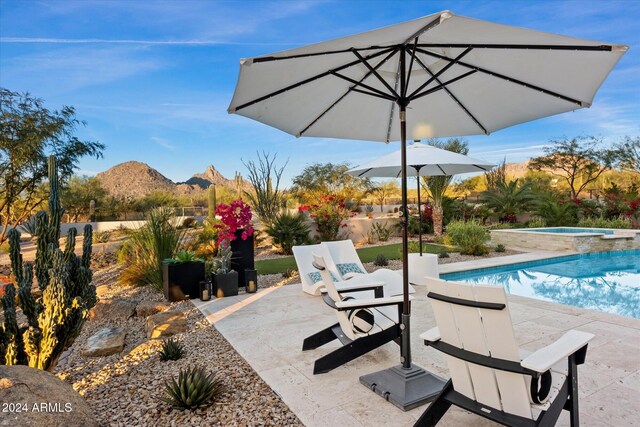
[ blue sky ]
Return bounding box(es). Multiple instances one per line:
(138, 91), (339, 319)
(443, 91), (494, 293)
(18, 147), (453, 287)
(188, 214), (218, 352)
(1, 0), (638, 186)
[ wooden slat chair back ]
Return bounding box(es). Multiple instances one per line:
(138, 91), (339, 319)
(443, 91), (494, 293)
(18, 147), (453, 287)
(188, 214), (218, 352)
(416, 277), (594, 427)
(292, 243), (341, 295)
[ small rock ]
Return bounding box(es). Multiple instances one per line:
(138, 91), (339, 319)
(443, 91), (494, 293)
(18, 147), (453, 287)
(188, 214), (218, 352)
(82, 327), (126, 357)
(145, 311), (187, 339)
(135, 300), (171, 317)
(88, 298), (136, 321)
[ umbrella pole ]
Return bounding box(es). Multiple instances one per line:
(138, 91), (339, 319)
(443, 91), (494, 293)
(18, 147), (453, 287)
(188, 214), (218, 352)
(417, 172), (423, 255)
(359, 49), (445, 410)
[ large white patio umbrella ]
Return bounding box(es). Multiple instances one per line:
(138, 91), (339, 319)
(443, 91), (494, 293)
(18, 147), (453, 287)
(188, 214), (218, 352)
(228, 10), (627, 410)
(348, 141), (495, 254)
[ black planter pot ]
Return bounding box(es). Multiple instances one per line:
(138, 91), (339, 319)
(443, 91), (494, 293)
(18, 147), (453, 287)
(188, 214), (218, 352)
(163, 261), (205, 302)
(213, 271), (239, 298)
(230, 229), (254, 286)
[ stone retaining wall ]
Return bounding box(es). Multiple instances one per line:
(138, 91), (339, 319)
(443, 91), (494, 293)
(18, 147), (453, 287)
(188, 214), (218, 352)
(491, 228), (640, 253)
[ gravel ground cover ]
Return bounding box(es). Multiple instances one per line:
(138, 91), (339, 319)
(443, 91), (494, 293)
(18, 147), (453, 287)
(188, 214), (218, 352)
(52, 262), (302, 427)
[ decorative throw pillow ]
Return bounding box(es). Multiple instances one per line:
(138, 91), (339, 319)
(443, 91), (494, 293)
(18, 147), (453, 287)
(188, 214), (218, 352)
(343, 296), (375, 334)
(336, 262), (365, 277)
(307, 271), (338, 284)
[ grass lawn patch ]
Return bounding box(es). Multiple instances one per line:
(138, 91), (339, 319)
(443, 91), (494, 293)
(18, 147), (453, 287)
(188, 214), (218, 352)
(254, 242), (450, 275)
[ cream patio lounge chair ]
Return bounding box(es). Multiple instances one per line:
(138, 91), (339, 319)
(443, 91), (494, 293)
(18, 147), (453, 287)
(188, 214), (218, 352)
(292, 242), (415, 298)
(322, 239), (418, 296)
(302, 254), (411, 375)
(415, 278), (594, 427)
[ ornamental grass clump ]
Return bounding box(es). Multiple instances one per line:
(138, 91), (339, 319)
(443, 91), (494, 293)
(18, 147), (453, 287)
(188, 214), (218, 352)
(160, 366), (225, 410)
(444, 220), (489, 256)
(118, 208), (185, 290)
(0, 156), (97, 371)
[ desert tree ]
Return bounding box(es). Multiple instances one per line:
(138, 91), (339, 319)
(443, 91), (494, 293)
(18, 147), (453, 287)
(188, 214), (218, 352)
(291, 162), (373, 204)
(372, 180), (399, 212)
(61, 176), (108, 222)
(0, 89), (104, 242)
(615, 136), (640, 174)
(529, 136), (619, 199)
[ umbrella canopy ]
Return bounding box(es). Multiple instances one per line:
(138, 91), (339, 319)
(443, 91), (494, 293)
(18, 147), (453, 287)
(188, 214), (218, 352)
(228, 10), (627, 410)
(347, 141), (495, 177)
(228, 10), (627, 142)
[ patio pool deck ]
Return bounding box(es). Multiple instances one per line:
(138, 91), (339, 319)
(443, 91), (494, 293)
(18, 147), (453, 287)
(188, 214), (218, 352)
(193, 253), (640, 427)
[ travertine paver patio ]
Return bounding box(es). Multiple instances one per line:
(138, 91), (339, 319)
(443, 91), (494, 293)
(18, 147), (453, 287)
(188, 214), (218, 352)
(193, 256), (640, 427)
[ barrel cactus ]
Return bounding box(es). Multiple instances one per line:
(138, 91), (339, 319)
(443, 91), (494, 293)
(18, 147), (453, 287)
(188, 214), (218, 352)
(0, 155), (97, 371)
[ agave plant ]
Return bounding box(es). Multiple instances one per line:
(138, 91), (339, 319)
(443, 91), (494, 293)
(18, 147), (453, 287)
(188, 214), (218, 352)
(160, 367), (225, 409)
(159, 338), (184, 361)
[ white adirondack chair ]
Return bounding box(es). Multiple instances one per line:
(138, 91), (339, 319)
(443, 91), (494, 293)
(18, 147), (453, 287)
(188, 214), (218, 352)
(302, 254), (411, 374)
(415, 278), (594, 427)
(292, 243), (341, 295)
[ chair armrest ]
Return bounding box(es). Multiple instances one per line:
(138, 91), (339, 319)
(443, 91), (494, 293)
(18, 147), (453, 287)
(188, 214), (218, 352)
(335, 295), (410, 310)
(521, 330), (594, 373)
(343, 272), (365, 280)
(419, 327), (440, 343)
(335, 280), (384, 293)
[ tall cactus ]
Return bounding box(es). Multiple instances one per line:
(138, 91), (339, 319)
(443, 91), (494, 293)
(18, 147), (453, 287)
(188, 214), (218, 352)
(0, 155), (96, 371)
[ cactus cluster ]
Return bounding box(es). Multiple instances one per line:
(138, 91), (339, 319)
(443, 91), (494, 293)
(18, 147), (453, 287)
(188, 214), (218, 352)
(160, 366), (225, 409)
(0, 156), (97, 371)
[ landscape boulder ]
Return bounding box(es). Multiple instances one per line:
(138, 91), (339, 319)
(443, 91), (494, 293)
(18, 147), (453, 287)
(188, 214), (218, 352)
(82, 327), (126, 357)
(145, 311), (187, 338)
(135, 300), (171, 318)
(88, 298), (136, 322)
(0, 365), (98, 427)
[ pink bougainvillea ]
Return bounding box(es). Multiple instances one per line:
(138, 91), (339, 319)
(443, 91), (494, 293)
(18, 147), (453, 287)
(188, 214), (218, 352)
(215, 199), (254, 244)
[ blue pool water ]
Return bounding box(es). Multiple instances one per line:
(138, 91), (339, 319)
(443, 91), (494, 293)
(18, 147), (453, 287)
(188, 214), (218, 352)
(526, 227), (614, 235)
(441, 250), (640, 318)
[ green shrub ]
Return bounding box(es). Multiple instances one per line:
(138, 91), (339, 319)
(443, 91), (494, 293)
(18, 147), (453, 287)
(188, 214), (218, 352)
(282, 268), (297, 279)
(438, 251), (450, 259)
(160, 367), (225, 409)
(494, 244), (506, 253)
(373, 254), (388, 267)
(265, 211), (311, 255)
(181, 217), (198, 229)
(119, 208), (185, 290)
(371, 222), (391, 242)
(533, 195), (577, 227)
(527, 217), (547, 228)
(93, 230), (113, 243)
(444, 220), (489, 256)
(577, 216), (631, 229)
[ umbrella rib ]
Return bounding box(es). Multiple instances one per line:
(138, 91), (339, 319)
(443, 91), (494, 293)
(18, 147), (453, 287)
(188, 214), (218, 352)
(252, 44), (400, 63)
(351, 87), (397, 101)
(232, 47), (396, 112)
(411, 70), (477, 99)
(415, 47), (586, 107)
(351, 49), (399, 98)
(297, 47), (399, 136)
(472, 164), (491, 171)
(414, 43), (614, 51)
(412, 54), (489, 135)
(357, 168), (373, 177)
(331, 71), (397, 100)
(385, 56), (402, 142)
(402, 15), (447, 45)
(437, 165), (447, 175)
(403, 38), (419, 98)
(407, 47), (473, 100)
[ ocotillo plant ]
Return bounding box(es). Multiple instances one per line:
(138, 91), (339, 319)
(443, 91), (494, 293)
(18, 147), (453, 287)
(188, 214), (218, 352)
(0, 155), (97, 371)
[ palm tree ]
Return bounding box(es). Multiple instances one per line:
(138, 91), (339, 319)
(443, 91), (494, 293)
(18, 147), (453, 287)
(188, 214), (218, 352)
(423, 138), (469, 235)
(481, 180), (534, 223)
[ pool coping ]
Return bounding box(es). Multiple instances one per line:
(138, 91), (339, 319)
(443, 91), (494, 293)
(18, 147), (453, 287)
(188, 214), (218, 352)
(438, 250), (575, 274)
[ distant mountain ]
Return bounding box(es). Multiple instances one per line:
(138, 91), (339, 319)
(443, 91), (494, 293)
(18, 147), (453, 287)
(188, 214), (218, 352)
(184, 165), (230, 189)
(96, 162), (247, 199)
(96, 161), (175, 200)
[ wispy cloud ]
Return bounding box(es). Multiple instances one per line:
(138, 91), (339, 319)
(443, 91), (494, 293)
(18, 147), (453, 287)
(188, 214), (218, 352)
(0, 37), (302, 46)
(150, 137), (176, 151)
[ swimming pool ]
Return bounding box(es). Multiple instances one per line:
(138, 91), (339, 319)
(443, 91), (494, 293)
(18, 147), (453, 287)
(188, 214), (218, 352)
(526, 227), (614, 235)
(441, 250), (640, 318)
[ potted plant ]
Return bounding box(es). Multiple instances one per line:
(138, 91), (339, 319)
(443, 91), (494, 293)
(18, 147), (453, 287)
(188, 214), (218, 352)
(214, 199), (255, 286)
(211, 240), (238, 297)
(162, 250), (205, 301)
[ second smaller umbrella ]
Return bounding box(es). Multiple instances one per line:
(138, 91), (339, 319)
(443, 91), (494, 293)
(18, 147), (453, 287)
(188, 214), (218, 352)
(348, 141), (495, 253)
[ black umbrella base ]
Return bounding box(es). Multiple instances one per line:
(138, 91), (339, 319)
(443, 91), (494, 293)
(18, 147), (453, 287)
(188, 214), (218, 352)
(359, 363), (446, 411)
